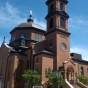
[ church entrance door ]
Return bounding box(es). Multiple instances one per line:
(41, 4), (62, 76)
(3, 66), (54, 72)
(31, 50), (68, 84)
(67, 67), (74, 84)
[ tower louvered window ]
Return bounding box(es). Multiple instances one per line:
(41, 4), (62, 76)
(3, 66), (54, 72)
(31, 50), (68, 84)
(60, 3), (64, 11)
(60, 17), (65, 28)
(49, 18), (54, 29)
(50, 4), (54, 11)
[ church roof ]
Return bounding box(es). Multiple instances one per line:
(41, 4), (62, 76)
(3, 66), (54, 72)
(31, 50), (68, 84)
(72, 58), (88, 64)
(17, 12), (43, 30)
(34, 49), (55, 56)
(17, 22), (43, 30)
(10, 11), (45, 34)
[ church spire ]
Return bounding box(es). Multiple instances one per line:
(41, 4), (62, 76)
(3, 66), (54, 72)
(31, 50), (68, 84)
(27, 10), (34, 22)
(3, 36), (5, 43)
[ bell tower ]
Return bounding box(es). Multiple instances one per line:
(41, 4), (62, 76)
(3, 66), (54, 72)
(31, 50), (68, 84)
(45, 0), (71, 70)
(46, 0), (69, 32)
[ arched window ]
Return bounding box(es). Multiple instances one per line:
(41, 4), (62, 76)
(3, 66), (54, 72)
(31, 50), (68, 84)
(60, 3), (64, 11)
(60, 17), (65, 28)
(50, 39), (53, 47)
(50, 4), (54, 11)
(80, 67), (84, 76)
(49, 18), (54, 29)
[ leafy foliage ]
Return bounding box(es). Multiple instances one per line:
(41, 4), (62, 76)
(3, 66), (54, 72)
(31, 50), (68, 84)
(22, 70), (41, 88)
(77, 75), (88, 85)
(45, 70), (63, 88)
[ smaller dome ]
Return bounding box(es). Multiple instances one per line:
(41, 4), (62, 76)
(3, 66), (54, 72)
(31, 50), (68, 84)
(17, 22), (43, 30)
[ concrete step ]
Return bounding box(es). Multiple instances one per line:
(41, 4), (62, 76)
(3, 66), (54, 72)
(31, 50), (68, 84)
(71, 84), (83, 88)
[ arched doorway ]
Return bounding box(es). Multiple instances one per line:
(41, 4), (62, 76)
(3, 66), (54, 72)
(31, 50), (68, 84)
(67, 66), (74, 83)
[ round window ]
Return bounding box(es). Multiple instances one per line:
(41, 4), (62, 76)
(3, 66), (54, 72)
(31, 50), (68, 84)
(61, 43), (67, 51)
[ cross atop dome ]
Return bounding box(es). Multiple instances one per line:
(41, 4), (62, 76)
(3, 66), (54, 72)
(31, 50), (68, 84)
(27, 10), (34, 22)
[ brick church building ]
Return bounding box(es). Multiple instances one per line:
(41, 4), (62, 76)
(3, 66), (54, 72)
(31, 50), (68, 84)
(0, 0), (88, 88)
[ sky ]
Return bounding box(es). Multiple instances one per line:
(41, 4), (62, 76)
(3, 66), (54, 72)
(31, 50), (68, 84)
(0, 0), (88, 60)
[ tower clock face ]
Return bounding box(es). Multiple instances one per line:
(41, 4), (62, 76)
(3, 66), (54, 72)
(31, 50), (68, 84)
(61, 43), (67, 51)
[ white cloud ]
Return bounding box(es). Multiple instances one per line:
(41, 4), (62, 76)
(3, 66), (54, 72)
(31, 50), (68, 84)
(0, 2), (46, 30)
(34, 19), (46, 30)
(69, 16), (88, 30)
(71, 46), (88, 61)
(0, 2), (27, 29)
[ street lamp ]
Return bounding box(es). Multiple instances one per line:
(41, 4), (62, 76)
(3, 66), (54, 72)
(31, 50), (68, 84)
(56, 72), (61, 88)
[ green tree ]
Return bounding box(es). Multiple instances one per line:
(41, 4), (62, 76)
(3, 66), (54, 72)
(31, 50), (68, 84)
(22, 70), (41, 88)
(45, 70), (63, 88)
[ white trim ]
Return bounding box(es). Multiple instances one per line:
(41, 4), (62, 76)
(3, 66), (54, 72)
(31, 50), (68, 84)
(65, 79), (74, 88)
(76, 79), (88, 88)
(4, 43), (10, 48)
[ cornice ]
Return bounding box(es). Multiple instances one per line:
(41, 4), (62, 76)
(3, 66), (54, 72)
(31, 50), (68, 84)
(45, 28), (71, 36)
(45, 10), (69, 19)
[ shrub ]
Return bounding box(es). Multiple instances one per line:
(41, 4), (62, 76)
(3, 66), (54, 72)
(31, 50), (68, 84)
(77, 75), (88, 85)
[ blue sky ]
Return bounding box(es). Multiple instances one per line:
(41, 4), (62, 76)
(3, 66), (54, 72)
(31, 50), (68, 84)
(0, 0), (88, 60)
